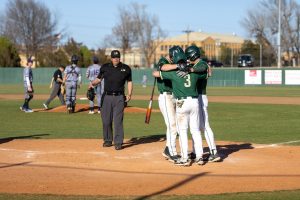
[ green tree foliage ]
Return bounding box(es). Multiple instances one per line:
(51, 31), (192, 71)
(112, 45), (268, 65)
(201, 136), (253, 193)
(37, 49), (69, 67)
(0, 36), (20, 67)
(80, 46), (92, 67)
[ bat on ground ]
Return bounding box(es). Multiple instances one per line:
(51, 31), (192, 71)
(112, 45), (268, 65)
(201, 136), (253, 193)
(145, 78), (156, 124)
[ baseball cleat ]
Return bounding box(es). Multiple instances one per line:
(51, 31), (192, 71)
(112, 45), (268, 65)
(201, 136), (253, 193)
(20, 107), (25, 111)
(167, 155), (181, 163)
(188, 152), (196, 160)
(43, 103), (48, 109)
(24, 108), (33, 113)
(67, 107), (72, 114)
(174, 158), (191, 167)
(208, 153), (222, 162)
(195, 157), (205, 165)
(162, 146), (171, 160)
(88, 111), (94, 114)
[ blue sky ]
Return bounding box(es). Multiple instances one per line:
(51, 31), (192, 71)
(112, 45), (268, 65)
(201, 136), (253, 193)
(1, 0), (298, 49)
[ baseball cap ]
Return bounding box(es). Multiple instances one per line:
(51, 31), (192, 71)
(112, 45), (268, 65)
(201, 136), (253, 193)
(27, 57), (34, 63)
(111, 50), (121, 58)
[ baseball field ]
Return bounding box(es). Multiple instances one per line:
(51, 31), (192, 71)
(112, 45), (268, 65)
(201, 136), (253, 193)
(0, 84), (300, 200)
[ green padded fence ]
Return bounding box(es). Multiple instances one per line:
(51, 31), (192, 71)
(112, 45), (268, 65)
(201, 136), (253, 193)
(0, 67), (299, 86)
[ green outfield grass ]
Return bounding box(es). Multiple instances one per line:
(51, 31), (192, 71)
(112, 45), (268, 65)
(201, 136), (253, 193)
(0, 84), (300, 97)
(0, 189), (300, 200)
(1, 99), (300, 145)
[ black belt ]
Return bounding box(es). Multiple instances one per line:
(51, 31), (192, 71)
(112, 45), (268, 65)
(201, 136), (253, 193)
(105, 91), (124, 96)
(177, 96), (198, 100)
(160, 91), (172, 95)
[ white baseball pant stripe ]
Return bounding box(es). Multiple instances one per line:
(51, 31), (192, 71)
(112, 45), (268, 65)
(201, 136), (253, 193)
(158, 93), (177, 156)
(176, 97), (203, 160)
(199, 94), (217, 154)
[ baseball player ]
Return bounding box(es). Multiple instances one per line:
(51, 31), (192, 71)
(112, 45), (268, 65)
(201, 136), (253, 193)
(86, 56), (104, 114)
(155, 55), (178, 162)
(63, 55), (82, 113)
(20, 57), (34, 113)
(43, 65), (65, 109)
(185, 45), (221, 162)
(154, 46), (208, 166)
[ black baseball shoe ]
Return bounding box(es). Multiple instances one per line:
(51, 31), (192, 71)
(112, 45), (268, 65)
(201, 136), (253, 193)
(115, 143), (122, 150)
(188, 152), (196, 160)
(162, 146), (171, 160)
(208, 153), (222, 162)
(103, 141), (112, 147)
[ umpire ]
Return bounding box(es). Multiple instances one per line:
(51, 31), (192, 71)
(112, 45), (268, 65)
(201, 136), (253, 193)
(43, 65), (65, 109)
(90, 50), (132, 150)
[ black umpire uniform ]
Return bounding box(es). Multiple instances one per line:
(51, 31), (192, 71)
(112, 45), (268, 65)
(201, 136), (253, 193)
(43, 65), (65, 108)
(96, 50), (132, 150)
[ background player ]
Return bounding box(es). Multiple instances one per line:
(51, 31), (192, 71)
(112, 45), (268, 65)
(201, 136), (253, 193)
(86, 56), (104, 114)
(20, 57), (34, 113)
(185, 45), (221, 162)
(63, 55), (82, 113)
(43, 65), (65, 109)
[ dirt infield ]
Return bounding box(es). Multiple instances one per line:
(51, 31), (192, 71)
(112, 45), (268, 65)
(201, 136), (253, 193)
(1, 94), (300, 105)
(0, 139), (300, 196)
(32, 104), (160, 114)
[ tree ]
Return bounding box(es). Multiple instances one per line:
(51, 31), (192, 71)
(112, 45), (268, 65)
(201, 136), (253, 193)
(104, 5), (137, 62)
(241, 0), (300, 66)
(105, 2), (165, 67)
(2, 0), (59, 66)
(131, 3), (165, 67)
(0, 36), (20, 67)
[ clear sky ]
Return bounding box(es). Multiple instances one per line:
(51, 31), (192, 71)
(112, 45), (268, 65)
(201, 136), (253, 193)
(1, 0), (299, 49)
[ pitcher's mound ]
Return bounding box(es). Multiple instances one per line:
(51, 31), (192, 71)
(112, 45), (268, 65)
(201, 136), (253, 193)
(34, 104), (160, 113)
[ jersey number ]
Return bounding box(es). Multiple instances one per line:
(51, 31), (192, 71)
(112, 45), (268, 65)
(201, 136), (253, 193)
(184, 74), (191, 87)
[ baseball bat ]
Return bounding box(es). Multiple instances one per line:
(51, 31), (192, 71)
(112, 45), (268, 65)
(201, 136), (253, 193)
(145, 78), (156, 124)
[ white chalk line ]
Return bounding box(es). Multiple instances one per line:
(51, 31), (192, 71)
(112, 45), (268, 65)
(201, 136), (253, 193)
(254, 140), (300, 149)
(0, 148), (105, 155)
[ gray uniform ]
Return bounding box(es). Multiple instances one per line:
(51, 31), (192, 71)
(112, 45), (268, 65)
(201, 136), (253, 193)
(23, 67), (33, 99)
(20, 66), (34, 111)
(86, 64), (104, 110)
(64, 65), (81, 109)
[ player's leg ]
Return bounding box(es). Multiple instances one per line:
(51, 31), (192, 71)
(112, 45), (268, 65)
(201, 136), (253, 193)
(65, 82), (72, 112)
(202, 95), (220, 162)
(71, 83), (77, 112)
(174, 99), (190, 166)
(189, 98), (204, 165)
(158, 93), (177, 159)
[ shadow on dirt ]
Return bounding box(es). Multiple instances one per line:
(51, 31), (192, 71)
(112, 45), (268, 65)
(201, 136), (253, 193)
(122, 134), (166, 149)
(0, 134), (50, 145)
(203, 143), (254, 161)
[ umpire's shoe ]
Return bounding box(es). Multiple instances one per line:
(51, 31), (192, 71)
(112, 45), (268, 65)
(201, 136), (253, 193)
(115, 143), (122, 150)
(103, 141), (112, 147)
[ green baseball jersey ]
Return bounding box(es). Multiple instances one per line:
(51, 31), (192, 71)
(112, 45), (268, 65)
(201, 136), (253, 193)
(193, 59), (209, 95)
(160, 70), (207, 99)
(154, 61), (173, 93)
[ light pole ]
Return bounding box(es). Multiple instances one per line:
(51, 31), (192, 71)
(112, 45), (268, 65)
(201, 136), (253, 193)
(277, 0), (281, 68)
(259, 43), (262, 67)
(215, 39), (221, 61)
(183, 27), (192, 46)
(231, 46), (233, 67)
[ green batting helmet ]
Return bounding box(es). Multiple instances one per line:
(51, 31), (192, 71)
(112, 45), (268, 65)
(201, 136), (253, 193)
(185, 45), (201, 62)
(169, 46), (186, 64)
